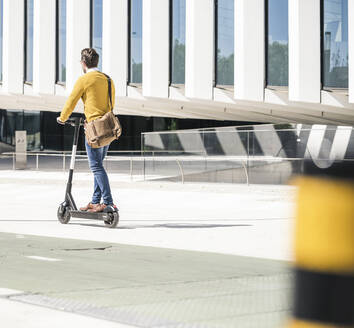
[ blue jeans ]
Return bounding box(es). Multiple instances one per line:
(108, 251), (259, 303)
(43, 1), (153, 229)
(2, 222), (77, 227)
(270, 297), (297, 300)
(85, 139), (113, 205)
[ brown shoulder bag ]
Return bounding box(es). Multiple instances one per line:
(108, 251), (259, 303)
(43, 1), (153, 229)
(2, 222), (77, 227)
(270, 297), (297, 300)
(84, 73), (122, 148)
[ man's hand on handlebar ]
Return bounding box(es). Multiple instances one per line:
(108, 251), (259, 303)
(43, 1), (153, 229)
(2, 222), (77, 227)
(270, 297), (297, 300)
(57, 117), (65, 125)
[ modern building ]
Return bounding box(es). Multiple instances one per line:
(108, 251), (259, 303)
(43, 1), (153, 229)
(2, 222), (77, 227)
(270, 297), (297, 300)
(0, 0), (352, 151)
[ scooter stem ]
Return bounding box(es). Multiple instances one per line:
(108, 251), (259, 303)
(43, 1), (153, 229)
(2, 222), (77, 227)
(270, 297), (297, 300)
(65, 117), (82, 210)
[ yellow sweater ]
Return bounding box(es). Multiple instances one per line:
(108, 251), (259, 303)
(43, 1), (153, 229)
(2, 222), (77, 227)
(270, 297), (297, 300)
(60, 71), (116, 123)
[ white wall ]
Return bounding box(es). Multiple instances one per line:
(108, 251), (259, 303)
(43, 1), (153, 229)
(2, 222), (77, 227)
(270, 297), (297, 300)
(66, 0), (90, 93)
(289, 0), (321, 103)
(33, 0), (56, 95)
(142, 0), (169, 98)
(185, 0), (214, 100)
(234, 0), (264, 102)
(2, 0), (24, 94)
(102, 0), (128, 97)
(349, 0), (354, 104)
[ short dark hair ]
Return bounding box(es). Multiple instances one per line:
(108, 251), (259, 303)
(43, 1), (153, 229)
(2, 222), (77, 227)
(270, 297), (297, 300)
(81, 48), (99, 68)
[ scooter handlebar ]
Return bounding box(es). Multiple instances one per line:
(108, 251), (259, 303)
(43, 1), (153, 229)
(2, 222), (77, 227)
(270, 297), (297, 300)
(59, 117), (83, 127)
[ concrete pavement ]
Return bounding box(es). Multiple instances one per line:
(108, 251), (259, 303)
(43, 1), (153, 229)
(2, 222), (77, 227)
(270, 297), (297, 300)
(0, 232), (291, 327)
(0, 170), (295, 327)
(0, 170), (295, 260)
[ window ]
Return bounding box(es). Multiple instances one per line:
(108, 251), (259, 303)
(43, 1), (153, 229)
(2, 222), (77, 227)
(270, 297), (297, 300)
(56, 0), (66, 83)
(0, 0), (3, 81)
(266, 0), (288, 87)
(215, 0), (234, 86)
(0, 109), (41, 150)
(24, 0), (34, 83)
(129, 0), (142, 84)
(91, 0), (103, 71)
(322, 0), (348, 89)
(170, 0), (186, 85)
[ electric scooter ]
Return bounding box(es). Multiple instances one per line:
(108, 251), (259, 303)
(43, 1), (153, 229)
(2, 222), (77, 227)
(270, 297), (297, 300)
(57, 117), (119, 228)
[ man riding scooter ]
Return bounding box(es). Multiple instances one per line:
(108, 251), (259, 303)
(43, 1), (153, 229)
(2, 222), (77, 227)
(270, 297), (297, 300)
(57, 48), (117, 213)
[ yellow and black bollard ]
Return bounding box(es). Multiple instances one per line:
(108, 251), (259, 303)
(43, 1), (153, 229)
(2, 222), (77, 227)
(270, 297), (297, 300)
(290, 161), (354, 328)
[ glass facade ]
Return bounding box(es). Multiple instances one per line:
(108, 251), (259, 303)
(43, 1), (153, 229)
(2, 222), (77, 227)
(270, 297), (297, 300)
(171, 0), (186, 84)
(91, 0), (103, 71)
(0, 109), (241, 153)
(216, 0), (234, 86)
(267, 0), (288, 87)
(323, 0), (348, 88)
(129, 0), (142, 84)
(0, 109), (41, 150)
(0, 0), (3, 81)
(56, 0), (66, 83)
(25, 0), (34, 83)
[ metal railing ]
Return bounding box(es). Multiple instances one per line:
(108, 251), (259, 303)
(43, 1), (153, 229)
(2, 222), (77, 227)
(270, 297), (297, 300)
(0, 150), (253, 184)
(3, 151), (354, 185)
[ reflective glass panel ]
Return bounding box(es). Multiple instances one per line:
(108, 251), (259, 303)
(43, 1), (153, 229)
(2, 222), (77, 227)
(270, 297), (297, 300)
(171, 0), (186, 84)
(216, 0), (234, 86)
(267, 0), (288, 86)
(323, 0), (348, 88)
(25, 0), (34, 82)
(91, 0), (103, 71)
(57, 0), (66, 83)
(0, 0), (3, 81)
(130, 0), (142, 83)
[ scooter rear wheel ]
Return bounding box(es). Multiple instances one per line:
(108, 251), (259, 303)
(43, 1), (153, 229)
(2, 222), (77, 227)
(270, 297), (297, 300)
(57, 205), (71, 224)
(104, 212), (119, 228)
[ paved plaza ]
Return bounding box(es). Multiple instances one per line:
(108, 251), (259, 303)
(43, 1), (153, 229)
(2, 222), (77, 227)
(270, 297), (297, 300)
(0, 170), (295, 327)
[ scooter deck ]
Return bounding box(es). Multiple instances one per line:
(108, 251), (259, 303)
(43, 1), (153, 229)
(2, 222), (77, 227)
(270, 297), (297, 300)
(70, 210), (110, 221)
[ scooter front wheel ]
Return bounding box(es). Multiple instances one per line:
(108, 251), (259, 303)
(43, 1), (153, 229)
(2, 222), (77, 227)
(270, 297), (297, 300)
(104, 212), (119, 228)
(57, 205), (71, 224)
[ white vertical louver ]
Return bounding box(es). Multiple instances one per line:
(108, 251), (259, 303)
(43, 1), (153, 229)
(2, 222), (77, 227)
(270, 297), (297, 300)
(102, 0), (128, 97)
(33, 0), (56, 95)
(185, 0), (214, 100)
(66, 0), (90, 93)
(234, 0), (265, 102)
(288, 0), (321, 103)
(2, 0), (24, 94)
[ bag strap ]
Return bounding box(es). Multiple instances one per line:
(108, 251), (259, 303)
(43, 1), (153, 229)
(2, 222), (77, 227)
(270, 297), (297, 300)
(101, 73), (113, 112)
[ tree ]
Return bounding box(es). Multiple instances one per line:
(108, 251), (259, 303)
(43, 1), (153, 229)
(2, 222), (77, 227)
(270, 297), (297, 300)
(132, 61), (142, 83)
(267, 42), (288, 86)
(217, 51), (234, 85)
(172, 40), (185, 84)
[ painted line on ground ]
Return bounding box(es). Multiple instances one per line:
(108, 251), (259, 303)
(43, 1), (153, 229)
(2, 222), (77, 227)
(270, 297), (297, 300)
(0, 288), (24, 296)
(26, 256), (62, 262)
